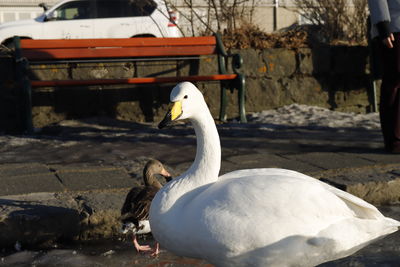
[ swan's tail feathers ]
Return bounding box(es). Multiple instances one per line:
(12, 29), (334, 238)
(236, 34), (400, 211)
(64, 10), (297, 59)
(382, 217), (400, 233)
(323, 183), (384, 219)
(314, 216), (400, 264)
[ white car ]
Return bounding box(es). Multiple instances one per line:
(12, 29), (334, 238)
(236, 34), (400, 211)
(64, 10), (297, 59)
(0, 0), (180, 47)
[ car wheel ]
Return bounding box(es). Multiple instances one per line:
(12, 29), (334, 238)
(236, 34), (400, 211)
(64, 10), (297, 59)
(2, 39), (15, 50)
(131, 35), (155, 38)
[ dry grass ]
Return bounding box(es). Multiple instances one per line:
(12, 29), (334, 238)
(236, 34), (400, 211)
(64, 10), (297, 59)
(221, 23), (367, 49)
(221, 25), (310, 49)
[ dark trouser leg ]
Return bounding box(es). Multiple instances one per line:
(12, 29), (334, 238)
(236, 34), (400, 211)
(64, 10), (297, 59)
(380, 78), (400, 151)
(379, 32), (400, 152)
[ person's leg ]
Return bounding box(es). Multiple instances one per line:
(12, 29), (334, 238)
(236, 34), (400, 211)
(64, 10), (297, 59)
(379, 33), (400, 152)
(379, 78), (394, 151)
(392, 82), (400, 152)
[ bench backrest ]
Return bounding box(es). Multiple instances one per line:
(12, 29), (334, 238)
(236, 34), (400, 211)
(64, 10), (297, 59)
(19, 37), (218, 61)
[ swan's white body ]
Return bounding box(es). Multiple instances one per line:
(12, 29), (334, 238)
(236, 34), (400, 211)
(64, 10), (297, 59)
(149, 82), (400, 267)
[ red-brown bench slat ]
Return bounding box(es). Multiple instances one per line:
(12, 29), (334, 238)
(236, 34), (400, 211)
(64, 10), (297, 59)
(20, 36), (216, 49)
(22, 45), (217, 60)
(30, 74), (238, 87)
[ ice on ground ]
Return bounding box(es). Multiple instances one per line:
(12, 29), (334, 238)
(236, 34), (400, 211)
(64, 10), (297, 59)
(248, 104), (380, 130)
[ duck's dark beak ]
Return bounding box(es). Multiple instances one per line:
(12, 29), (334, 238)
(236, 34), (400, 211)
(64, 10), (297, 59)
(158, 101), (182, 129)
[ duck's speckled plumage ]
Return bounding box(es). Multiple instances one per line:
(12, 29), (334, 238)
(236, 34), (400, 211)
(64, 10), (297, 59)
(121, 159), (171, 253)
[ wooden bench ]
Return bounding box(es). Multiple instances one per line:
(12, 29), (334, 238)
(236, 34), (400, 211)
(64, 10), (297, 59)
(13, 33), (246, 133)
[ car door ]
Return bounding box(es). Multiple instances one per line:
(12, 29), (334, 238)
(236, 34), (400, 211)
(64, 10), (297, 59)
(93, 0), (162, 38)
(42, 0), (94, 39)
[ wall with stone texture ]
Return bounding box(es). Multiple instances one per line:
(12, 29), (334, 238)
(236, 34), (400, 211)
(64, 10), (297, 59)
(237, 45), (374, 117)
(0, 45), (375, 132)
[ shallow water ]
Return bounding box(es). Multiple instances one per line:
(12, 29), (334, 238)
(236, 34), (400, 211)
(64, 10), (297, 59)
(1, 233), (399, 267)
(1, 206), (400, 267)
(0, 238), (211, 267)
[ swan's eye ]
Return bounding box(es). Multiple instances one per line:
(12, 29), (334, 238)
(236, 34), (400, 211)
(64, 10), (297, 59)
(184, 95), (188, 99)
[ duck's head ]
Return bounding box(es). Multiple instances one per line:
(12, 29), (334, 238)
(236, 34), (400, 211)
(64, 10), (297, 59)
(158, 82), (205, 129)
(144, 159), (172, 187)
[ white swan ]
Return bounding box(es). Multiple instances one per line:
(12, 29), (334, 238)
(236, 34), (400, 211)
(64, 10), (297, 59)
(149, 82), (400, 267)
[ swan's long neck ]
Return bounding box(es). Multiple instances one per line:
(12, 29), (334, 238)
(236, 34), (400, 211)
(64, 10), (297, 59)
(167, 110), (221, 199)
(187, 111), (221, 185)
(152, 105), (221, 214)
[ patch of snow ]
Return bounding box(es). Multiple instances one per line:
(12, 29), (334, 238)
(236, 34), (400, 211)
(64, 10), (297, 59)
(248, 104), (380, 130)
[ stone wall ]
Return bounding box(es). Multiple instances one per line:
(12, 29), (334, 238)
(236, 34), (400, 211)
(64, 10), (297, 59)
(238, 46), (374, 115)
(0, 45), (376, 132)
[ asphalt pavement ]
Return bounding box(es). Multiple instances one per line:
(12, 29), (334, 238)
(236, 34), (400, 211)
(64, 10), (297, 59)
(1, 119), (400, 248)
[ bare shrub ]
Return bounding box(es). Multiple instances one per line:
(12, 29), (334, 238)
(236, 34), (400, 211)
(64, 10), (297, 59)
(163, 0), (258, 36)
(293, 0), (368, 45)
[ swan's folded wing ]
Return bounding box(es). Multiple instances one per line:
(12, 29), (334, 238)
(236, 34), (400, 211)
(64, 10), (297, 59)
(219, 168), (314, 181)
(219, 168), (392, 221)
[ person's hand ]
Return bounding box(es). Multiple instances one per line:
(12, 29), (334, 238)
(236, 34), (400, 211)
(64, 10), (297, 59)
(383, 33), (395, 48)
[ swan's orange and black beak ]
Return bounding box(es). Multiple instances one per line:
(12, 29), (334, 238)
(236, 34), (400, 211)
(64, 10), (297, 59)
(158, 101), (182, 129)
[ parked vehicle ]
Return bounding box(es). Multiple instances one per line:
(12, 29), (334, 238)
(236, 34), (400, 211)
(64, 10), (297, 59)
(0, 0), (180, 47)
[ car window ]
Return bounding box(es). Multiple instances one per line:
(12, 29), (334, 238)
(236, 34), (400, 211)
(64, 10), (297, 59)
(126, 0), (157, 16)
(53, 0), (92, 20)
(96, 0), (122, 18)
(96, 0), (157, 18)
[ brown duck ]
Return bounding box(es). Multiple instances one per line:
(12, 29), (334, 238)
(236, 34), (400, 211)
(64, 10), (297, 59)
(120, 159), (171, 254)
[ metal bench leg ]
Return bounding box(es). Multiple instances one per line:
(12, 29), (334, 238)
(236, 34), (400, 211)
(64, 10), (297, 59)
(237, 74), (247, 123)
(14, 36), (33, 134)
(219, 84), (228, 122)
(22, 79), (33, 134)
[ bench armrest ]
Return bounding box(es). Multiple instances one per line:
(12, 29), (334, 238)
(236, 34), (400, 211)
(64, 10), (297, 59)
(214, 32), (243, 75)
(230, 53), (243, 74)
